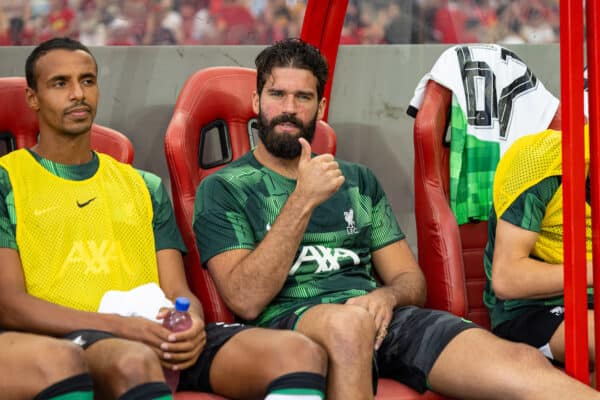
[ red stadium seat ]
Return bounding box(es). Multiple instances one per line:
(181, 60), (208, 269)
(413, 80), (562, 330)
(165, 66), (451, 399)
(0, 77), (134, 163)
(413, 80), (489, 328)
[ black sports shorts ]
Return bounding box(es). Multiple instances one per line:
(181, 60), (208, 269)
(64, 329), (116, 349)
(272, 305), (477, 394)
(492, 304), (591, 360)
(178, 322), (249, 392)
(376, 306), (476, 393)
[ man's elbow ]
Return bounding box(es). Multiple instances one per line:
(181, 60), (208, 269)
(234, 308), (261, 322)
(415, 289), (427, 307)
(412, 273), (427, 307)
(226, 298), (263, 321)
(491, 272), (519, 301)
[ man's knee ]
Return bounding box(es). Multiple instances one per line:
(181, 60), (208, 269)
(504, 340), (551, 365)
(482, 334), (555, 380)
(82, 339), (169, 398)
(325, 305), (375, 348)
(111, 342), (162, 383)
(91, 340), (164, 395)
(31, 338), (87, 390)
(300, 305), (375, 361)
(273, 332), (327, 375)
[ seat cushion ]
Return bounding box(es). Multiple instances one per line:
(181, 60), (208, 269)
(377, 378), (452, 399)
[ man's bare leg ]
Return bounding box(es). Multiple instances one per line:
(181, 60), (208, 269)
(83, 338), (166, 399)
(428, 328), (600, 399)
(209, 328), (327, 399)
(549, 309), (595, 365)
(294, 304), (376, 400)
(0, 332), (89, 399)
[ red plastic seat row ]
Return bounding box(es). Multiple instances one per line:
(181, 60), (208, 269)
(0, 71), (449, 399)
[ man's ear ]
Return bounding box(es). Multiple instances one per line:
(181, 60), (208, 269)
(25, 87), (40, 111)
(317, 97), (327, 120)
(252, 90), (260, 114)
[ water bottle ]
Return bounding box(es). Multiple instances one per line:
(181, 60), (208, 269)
(162, 297), (192, 393)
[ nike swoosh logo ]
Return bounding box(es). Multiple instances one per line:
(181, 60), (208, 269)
(76, 197), (97, 208)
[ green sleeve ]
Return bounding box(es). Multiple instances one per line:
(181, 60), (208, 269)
(137, 169), (186, 253)
(499, 175), (561, 233)
(0, 166), (16, 249)
(193, 174), (255, 265)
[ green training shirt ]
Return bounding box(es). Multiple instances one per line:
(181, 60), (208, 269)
(0, 150), (185, 254)
(194, 151), (404, 327)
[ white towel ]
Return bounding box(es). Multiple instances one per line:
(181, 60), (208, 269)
(97, 283), (174, 323)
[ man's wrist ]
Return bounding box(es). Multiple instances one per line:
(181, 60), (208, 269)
(376, 286), (400, 308)
(287, 190), (316, 216)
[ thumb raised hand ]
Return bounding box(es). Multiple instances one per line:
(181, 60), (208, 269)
(298, 137), (312, 163)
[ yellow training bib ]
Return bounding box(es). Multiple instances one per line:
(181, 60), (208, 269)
(0, 150), (159, 311)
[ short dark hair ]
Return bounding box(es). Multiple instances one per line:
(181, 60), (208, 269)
(25, 37), (97, 90)
(255, 38), (329, 100)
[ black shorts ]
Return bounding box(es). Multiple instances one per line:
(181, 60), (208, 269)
(64, 329), (116, 349)
(271, 305), (476, 394)
(178, 322), (249, 392)
(376, 306), (476, 393)
(493, 305), (570, 353)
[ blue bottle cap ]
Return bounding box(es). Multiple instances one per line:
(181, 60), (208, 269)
(174, 297), (190, 312)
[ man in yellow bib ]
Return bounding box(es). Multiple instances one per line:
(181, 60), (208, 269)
(484, 127), (594, 365)
(0, 37), (327, 399)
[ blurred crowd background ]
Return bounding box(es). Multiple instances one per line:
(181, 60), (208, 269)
(0, 0), (560, 46)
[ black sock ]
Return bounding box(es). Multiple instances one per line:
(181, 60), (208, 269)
(33, 373), (93, 400)
(265, 372), (326, 399)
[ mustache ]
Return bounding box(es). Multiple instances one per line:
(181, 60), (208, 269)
(64, 102), (92, 114)
(269, 113), (303, 129)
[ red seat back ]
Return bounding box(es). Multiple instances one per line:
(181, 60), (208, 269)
(0, 77), (134, 164)
(164, 66), (336, 323)
(413, 80), (490, 329)
(413, 81), (561, 330)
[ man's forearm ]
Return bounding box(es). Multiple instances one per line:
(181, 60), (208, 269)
(0, 290), (128, 336)
(216, 191), (314, 320)
(383, 270), (427, 308)
(492, 256), (566, 300)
